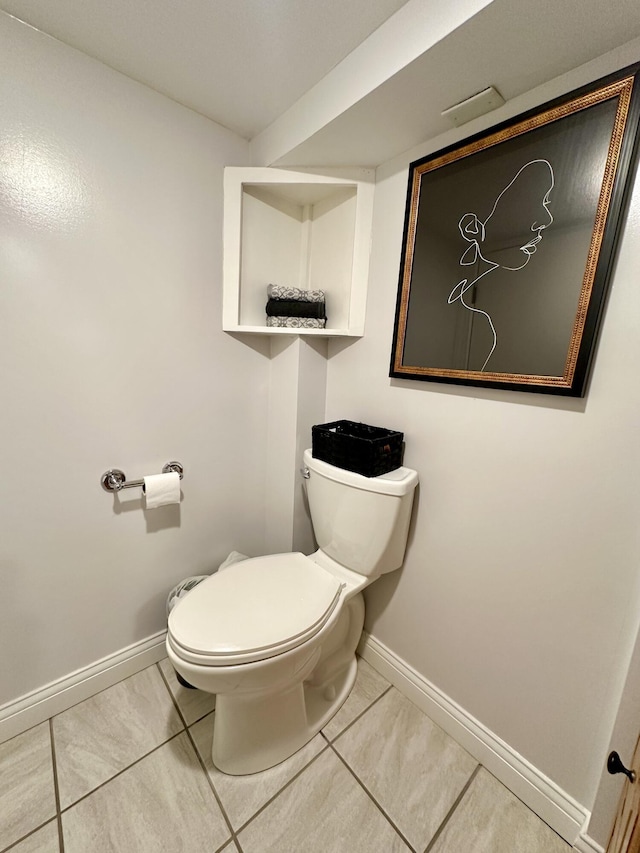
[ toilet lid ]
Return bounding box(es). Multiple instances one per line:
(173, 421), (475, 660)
(168, 553), (343, 665)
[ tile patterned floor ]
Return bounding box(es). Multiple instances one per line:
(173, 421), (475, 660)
(0, 657), (571, 853)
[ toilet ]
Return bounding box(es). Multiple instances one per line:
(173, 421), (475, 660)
(166, 448), (418, 775)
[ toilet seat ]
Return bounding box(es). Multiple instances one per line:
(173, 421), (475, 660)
(167, 553), (343, 667)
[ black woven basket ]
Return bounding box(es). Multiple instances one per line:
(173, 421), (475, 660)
(312, 420), (403, 477)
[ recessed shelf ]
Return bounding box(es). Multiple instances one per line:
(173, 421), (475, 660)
(226, 324), (353, 337)
(223, 167), (375, 337)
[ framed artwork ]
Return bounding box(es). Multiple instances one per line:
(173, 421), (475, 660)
(390, 64), (640, 396)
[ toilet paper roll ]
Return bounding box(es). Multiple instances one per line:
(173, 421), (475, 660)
(143, 472), (181, 509)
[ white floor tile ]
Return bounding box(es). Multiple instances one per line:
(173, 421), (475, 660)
(7, 820), (60, 853)
(0, 722), (56, 850)
(334, 687), (478, 850)
(429, 767), (571, 853)
(4, 661), (577, 853)
(237, 748), (410, 852)
(53, 664), (183, 808)
(61, 733), (230, 853)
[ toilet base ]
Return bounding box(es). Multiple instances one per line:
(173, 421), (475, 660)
(212, 655), (357, 775)
(167, 592), (366, 776)
(210, 592), (364, 775)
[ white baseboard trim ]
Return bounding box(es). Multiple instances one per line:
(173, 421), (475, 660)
(358, 632), (590, 847)
(573, 832), (605, 853)
(0, 631), (168, 744)
(0, 627), (604, 850)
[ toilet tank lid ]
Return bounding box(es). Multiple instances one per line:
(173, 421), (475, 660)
(168, 553), (342, 660)
(303, 449), (418, 496)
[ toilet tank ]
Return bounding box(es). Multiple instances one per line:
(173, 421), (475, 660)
(303, 448), (418, 578)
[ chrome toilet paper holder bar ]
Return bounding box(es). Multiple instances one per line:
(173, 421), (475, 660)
(101, 461), (184, 493)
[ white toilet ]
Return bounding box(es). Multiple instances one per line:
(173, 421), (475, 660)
(166, 448), (418, 775)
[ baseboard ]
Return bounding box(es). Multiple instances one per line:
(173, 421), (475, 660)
(0, 631), (168, 744)
(573, 832), (605, 853)
(358, 632), (590, 847)
(0, 627), (604, 850)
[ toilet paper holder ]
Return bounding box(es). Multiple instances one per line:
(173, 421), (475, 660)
(101, 461), (184, 493)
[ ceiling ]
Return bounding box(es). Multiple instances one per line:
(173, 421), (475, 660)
(0, 0), (411, 138)
(257, 0), (640, 167)
(2, 0), (640, 168)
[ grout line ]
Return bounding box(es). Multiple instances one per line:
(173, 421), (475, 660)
(213, 839), (240, 853)
(155, 662), (189, 731)
(182, 723), (243, 852)
(423, 763), (480, 853)
(0, 721), (65, 852)
(42, 663), (160, 724)
(50, 663), (189, 816)
(187, 708), (216, 727)
(326, 683), (393, 744)
(1, 819), (59, 853)
(58, 730), (184, 814)
(52, 658), (237, 851)
(155, 663), (242, 853)
(469, 765), (570, 845)
(224, 679), (396, 840)
(233, 743), (331, 837)
(153, 661), (218, 735)
(49, 718), (65, 853)
(330, 743), (417, 853)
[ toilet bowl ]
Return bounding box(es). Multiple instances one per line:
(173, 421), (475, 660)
(166, 449), (418, 775)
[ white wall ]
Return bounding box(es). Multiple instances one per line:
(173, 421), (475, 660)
(325, 63), (640, 810)
(3, 6), (639, 831)
(0, 13), (270, 708)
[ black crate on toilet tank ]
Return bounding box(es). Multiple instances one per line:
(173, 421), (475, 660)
(311, 420), (403, 477)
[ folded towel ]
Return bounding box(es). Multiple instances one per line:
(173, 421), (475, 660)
(265, 299), (326, 319)
(267, 284), (325, 303)
(266, 316), (326, 328)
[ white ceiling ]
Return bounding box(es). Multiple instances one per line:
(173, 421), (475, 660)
(2, 0), (640, 168)
(0, 0), (410, 138)
(256, 0), (640, 167)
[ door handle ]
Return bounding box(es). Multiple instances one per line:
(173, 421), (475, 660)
(608, 751), (636, 783)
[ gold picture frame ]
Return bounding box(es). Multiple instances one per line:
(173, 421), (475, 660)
(390, 65), (640, 396)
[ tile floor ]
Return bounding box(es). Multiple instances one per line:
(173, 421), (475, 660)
(1, 657), (571, 853)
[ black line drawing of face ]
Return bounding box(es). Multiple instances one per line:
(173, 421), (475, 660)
(448, 159), (555, 371)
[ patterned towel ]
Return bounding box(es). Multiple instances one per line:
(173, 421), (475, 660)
(266, 316), (326, 328)
(267, 284), (325, 303)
